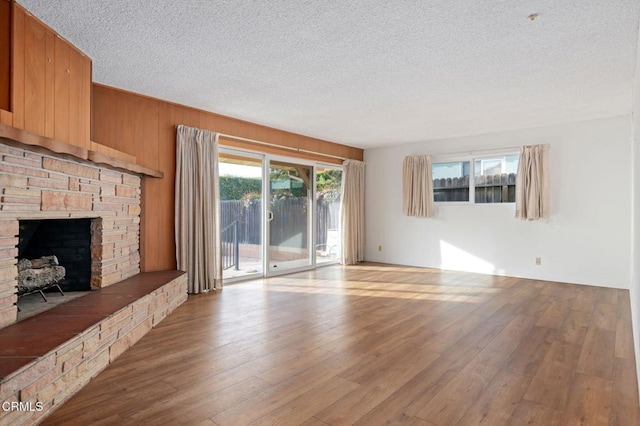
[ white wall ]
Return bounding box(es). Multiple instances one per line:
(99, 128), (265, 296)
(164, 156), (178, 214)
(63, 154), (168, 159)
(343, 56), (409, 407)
(630, 24), (640, 400)
(633, 106), (640, 400)
(365, 115), (632, 289)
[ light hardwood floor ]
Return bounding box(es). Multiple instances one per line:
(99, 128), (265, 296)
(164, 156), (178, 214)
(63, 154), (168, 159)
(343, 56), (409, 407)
(43, 263), (640, 425)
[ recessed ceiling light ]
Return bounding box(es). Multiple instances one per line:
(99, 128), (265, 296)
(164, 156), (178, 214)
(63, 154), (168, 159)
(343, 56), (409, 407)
(527, 13), (539, 21)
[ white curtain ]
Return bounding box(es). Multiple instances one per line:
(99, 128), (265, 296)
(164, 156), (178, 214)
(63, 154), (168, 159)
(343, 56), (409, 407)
(175, 125), (222, 293)
(402, 155), (435, 217)
(341, 159), (365, 265)
(515, 144), (550, 220)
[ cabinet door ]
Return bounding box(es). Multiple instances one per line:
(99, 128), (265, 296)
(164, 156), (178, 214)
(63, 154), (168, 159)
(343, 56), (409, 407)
(0, 0), (10, 113)
(23, 9), (47, 136)
(11, 2), (92, 150)
(68, 45), (88, 148)
(52, 33), (70, 143)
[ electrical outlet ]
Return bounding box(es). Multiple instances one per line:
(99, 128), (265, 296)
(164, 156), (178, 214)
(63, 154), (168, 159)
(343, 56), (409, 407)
(378, 245), (383, 252)
(535, 257), (541, 265)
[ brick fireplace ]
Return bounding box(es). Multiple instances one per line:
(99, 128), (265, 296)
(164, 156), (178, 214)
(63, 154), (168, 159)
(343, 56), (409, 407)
(0, 142), (141, 329)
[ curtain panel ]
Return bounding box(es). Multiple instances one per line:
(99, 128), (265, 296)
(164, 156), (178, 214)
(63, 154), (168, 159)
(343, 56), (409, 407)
(402, 155), (435, 217)
(515, 144), (550, 220)
(175, 125), (222, 293)
(341, 159), (365, 265)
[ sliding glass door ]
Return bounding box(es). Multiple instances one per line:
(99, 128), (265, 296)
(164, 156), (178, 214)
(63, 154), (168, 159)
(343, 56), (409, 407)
(267, 160), (313, 273)
(218, 150), (341, 281)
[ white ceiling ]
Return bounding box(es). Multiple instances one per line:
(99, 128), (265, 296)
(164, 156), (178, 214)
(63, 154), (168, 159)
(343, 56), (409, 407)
(17, 1), (640, 149)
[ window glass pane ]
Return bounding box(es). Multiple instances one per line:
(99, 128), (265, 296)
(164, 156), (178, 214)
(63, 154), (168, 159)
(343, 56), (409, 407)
(432, 161), (470, 202)
(268, 161), (312, 271)
(316, 167), (342, 265)
(474, 155), (519, 203)
(219, 153), (263, 279)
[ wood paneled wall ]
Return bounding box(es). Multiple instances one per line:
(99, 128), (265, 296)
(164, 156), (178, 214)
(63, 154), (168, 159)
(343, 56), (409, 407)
(11, 2), (91, 149)
(92, 84), (363, 272)
(0, 0), (10, 112)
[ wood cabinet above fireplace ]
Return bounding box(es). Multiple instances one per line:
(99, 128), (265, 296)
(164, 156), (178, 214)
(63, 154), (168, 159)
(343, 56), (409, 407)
(0, 2), (161, 178)
(8, 2), (91, 151)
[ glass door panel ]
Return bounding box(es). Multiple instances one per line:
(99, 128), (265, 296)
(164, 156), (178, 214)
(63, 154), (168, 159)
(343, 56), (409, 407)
(218, 152), (263, 281)
(315, 166), (342, 265)
(268, 160), (312, 273)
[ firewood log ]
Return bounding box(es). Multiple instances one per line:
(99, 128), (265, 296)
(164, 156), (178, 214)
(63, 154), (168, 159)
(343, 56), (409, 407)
(17, 256), (60, 272)
(17, 258), (31, 272)
(29, 255), (59, 269)
(17, 266), (66, 293)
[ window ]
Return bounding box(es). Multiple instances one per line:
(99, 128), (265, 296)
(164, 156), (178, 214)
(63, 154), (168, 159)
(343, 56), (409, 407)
(474, 155), (518, 203)
(315, 166), (342, 265)
(433, 161), (470, 202)
(433, 154), (519, 203)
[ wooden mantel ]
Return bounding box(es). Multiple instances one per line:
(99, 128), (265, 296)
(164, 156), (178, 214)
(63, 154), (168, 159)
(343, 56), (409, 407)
(0, 123), (163, 178)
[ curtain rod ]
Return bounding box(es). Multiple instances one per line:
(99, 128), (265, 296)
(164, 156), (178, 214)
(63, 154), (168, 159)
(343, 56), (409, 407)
(216, 132), (347, 161)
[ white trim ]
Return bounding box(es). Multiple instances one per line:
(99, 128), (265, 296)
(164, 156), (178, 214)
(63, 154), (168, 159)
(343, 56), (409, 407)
(222, 272), (264, 285)
(432, 148), (519, 163)
(265, 264), (316, 278)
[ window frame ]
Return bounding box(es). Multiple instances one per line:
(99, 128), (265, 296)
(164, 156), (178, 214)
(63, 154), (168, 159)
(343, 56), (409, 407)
(432, 150), (519, 205)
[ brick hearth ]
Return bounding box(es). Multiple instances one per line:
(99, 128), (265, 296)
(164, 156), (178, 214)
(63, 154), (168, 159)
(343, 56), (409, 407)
(0, 271), (188, 425)
(0, 142), (142, 328)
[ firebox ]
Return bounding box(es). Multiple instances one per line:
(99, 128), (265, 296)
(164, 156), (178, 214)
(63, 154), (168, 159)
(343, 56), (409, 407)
(18, 219), (92, 292)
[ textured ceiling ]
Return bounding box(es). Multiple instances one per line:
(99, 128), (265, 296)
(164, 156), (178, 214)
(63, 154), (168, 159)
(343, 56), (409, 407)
(17, 0), (640, 149)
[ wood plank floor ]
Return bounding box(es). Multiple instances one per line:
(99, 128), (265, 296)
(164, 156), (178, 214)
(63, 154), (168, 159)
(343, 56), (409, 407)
(42, 263), (640, 425)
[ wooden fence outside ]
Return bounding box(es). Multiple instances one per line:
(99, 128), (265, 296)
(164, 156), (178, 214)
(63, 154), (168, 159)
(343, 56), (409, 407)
(433, 172), (516, 203)
(220, 198), (340, 248)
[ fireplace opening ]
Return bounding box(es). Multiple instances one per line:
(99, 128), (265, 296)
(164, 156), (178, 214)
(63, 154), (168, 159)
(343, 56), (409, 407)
(18, 219), (92, 292)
